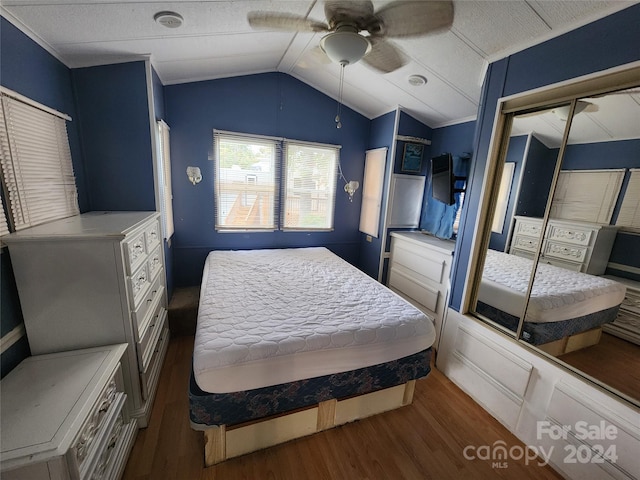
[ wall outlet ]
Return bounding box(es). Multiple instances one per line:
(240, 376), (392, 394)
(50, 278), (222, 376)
(366, 235), (372, 242)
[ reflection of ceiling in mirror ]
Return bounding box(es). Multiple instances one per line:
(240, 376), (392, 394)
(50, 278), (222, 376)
(510, 88), (640, 148)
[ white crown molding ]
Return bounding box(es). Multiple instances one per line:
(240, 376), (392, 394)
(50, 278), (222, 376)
(1, 8), (69, 68)
(432, 115), (478, 130)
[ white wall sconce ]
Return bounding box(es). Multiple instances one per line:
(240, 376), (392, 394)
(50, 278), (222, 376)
(344, 180), (359, 202)
(186, 166), (202, 185)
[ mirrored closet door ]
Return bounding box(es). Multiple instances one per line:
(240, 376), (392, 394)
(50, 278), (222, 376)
(469, 70), (640, 407)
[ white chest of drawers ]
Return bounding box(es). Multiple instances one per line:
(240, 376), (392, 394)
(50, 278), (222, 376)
(0, 344), (137, 480)
(3, 211), (170, 427)
(388, 232), (455, 348)
(509, 216), (618, 275)
(603, 275), (640, 345)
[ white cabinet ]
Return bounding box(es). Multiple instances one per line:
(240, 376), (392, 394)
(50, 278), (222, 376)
(509, 216), (618, 274)
(388, 231), (455, 347)
(3, 211), (170, 427)
(603, 276), (640, 345)
(0, 344), (137, 480)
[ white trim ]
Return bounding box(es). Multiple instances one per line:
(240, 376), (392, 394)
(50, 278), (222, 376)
(145, 60), (161, 216)
(0, 86), (71, 121)
(607, 262), (640, 276)
(0, 323), (25, 355)
(431, 114), (478, 129)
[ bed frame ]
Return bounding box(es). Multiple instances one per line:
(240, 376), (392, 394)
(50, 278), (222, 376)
(202, 380), (416, 466)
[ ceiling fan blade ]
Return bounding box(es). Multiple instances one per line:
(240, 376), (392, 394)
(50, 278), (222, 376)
(361, 38), (408, 73)
(247, 12), (329, 32)
(324, 0), (375, 29)
(375, 1), (454, 38)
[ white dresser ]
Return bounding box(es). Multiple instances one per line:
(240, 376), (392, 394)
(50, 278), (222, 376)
(3, 211), (170, 427)
(603, 275), (640, 345)
(0, 344), (137, 480)
(509, 216), (618, 274)
(388, 231), (455, 348)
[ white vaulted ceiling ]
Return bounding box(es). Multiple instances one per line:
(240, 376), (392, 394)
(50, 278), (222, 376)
(1, 0), (636, 128)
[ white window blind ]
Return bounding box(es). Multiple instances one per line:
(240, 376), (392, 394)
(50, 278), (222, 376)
(157, 120), (174, 239)
(0, 194), (9, 237)
(359, 147), (386, 237)
(550, 169), (624, 224)
(0, 95), (78, 230)
(616, 169), (640, 230)
(491, 162), (515, 233)
(214, 131), (278, 231)
(283, 142), (337, 231)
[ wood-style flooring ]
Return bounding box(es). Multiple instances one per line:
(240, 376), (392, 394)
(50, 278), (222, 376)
(559, 332), (640, 401)
(122, 335), (563, 480)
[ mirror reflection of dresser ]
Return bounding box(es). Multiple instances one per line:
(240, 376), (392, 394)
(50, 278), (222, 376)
(509, 216), (618, 274)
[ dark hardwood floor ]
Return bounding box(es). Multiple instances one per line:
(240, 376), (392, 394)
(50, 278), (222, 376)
(559, 332), (640, 401)
(122, 335), (563, 480)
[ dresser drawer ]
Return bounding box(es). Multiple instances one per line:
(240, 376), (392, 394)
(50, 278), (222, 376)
(514, 218), (542, 237)
(388, 268), (439, 313)
(147, 245), (163, 281)
(392, 243), (445, 284)
(69, 366), (127, 480)
(128, 262), (150, 309)
(145, 219), (161, 253)
(539, 256), (583, 272)
(546, 223), (593, 246)
(131, 274), (164, 341)
(140, 327), (170, 401)
(542, 240), (588, 264)
(123, 231), (147, 275)
(511, 234), (540, 253)
(137, 308), (167, 373)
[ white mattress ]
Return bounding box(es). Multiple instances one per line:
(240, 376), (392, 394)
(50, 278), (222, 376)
(479, 250), (626, 323)
(193, 247), (435, 393)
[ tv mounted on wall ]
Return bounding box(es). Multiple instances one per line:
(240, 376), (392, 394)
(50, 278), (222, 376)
(431, 153), (466, 205)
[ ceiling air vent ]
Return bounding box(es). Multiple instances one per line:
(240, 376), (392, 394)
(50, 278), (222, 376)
(154, 11), (184, 28)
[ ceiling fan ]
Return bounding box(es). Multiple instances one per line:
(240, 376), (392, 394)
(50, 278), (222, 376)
(248, 0), (455, 73)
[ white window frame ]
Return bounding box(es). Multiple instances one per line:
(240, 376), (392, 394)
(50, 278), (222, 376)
(213, 130), (340, 232)
(550, 169), (624, 224)
(282, 141), (338, 232)
(0, 88), (78, 231)
(156, 120), (174, 240)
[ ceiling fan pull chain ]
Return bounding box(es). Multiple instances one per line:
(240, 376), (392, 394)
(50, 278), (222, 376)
(336, 62), (345, 129)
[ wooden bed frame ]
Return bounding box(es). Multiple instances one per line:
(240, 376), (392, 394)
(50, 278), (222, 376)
(536, 326), (602, 356)
(202, 380), (416, 466)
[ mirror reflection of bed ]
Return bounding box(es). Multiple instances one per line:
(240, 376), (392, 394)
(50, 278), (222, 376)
(473, 86), (640, 404)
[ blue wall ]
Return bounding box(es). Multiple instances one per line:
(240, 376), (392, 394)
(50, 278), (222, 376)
(515, 134), (557, 219)
(450, 3), (640, 310)
(164, 73), (371, 287)
(358, 110), (397, 279)
(0, 16), (88, 377)
(72, 62), (156, 212)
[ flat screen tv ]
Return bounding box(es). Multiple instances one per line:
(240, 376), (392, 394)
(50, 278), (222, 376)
(431, 153), (455, 205)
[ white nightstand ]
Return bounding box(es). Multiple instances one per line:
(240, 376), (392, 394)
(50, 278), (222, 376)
(0, 344), (137, 480)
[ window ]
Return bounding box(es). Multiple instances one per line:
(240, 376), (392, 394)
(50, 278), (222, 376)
(616, 169), (640, 230)
(359, 147), (387, 237)
(0, 194), (9, 237)
(213, 130), (339, 232)
(156, 120), (174, 239)
(550, 169), (624, 224)
(283, 142), (337, 231)
(0, 90), (78, 230)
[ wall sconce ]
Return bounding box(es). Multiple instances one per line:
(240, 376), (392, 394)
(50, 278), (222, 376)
(344, 180), (359, 202)
(186, 166), (202, 185)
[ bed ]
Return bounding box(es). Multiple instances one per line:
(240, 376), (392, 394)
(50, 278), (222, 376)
(189, 247), (435, 465)
(477, 249), (626, 354)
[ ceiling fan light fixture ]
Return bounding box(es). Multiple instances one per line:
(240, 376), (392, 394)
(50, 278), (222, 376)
(320, 31), (371, 66)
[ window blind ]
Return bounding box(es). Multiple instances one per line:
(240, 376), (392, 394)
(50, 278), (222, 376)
(550, 169), (624, 224)
(616, 169), (640, 230)
(359, 147), (386, 237)
(0, 95), (78, 230)
(0, 194), (9, 237)
(157, 120), (174, 239)
(283, 142), (337, 231)
(213, 131), (279, 231)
